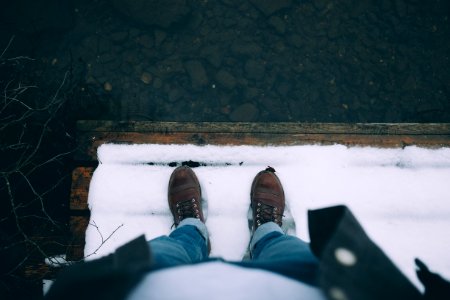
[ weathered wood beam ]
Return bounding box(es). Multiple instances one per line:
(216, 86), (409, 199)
(76, 121), (450, 135)
(66, 216), (89, 261)
(70, 167), (94, 211)
(75, 121), (450, 161)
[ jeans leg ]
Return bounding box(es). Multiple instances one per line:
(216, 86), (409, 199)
(244, 222), (319, 285)
(148, 218), (209, 269)
(251, 222), (317, 262)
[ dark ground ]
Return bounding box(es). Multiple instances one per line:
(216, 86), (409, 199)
(0, 0), (449, 299)
(2, 0), (450, 122)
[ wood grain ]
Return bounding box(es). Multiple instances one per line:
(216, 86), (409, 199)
(70, 167), (94, 211)
(76, 121), (450, 135)
(66, 215), (89, 261)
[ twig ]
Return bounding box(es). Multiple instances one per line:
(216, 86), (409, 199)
(83, 221), (124, 260)
(0, 35), (14, 59)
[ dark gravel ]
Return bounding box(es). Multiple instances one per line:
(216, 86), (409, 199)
(1, 0), (450, 123)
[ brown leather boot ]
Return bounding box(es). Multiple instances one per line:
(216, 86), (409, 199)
(168, 166), (204, 226)
(250, 166), (285, 231)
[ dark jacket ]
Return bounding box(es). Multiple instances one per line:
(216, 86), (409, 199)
(46, 205), (449, 300)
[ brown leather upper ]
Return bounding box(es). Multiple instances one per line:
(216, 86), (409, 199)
(250, 167), (285, 230)
(168, 166), (204, 226)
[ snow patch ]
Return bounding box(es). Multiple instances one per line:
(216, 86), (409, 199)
(85, 144), (450, 289)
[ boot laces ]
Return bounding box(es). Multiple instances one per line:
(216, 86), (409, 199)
(255, 201), (283, 227)
(175, 198), (200, 223)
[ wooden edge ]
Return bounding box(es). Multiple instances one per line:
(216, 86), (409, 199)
(24, 263), (62, 280)
(70, 167), (95, 211)
(66, 215), (89, 261)
(76, 121), (450, 135)
(75, 131), (450, 161)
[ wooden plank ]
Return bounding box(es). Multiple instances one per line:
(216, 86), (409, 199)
(66, 215), (89, 261)
(76, 121), (450, 135)
(24, 263), (62, 280)
(70, 167), (94, 211)
(75, 131), (450, 161)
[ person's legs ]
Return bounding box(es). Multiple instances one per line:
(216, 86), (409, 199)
(241, 222), (319, 285)
(240, 167), (319, 284)
(149, 166), (209, 269)
(148, 218), (209, 269)
(251, 222), (316, 263)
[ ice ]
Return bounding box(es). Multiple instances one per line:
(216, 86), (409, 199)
(85, 144), (450, 289)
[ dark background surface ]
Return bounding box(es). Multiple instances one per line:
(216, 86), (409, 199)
(2, 0), (450, 123)
(0, 0), (449, 298)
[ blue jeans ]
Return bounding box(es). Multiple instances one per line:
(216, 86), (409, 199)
(148, 218), (319, 285)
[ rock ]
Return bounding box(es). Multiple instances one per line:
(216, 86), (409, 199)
(168, 88), (184, 102)
(129, 28), (140, 38)
(273, 41), (286, 53)
(230, 42), (262, 56)
(260, 96), (288, 121)
(220, 105), (231, 115)
(123, 50), (140, 65)
(327, 25), (340, 40)
(152, 57), (184, 78)
(154, 30), (167, 46)
(76, 44), (95, 64)
(245, 60), (265, 80)
(201, 45), (223, 68)
(215, 70), (237, 89)
(153, 77), (163, 89)
(220, 0), (236, 6)
(230, 103), (259, 121)
(112, 0), (191, 29)
(140, 72), (152, 84)
(110, 31), (128, 43)
(97, 53), (115, 64)
(268, 16), (286, 34)
(137, 34), (154, 49)
(187, 11), (203, 30)
(276, 82), (291, 97)
(245, 87), (261, 99)
(394, 0), (407, 18)
(184, 60), (209, 89)
(312, 0), (328, 11)
(289, 34), (303, 48)
(97, 38), (113, 55)
(249, 0), (292, 16)
(104, 82), (113, 92)
(103, 59), (122, 72)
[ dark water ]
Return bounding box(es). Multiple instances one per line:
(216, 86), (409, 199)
(1, 0), (450, 298)
(1, 0), (450, 122)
